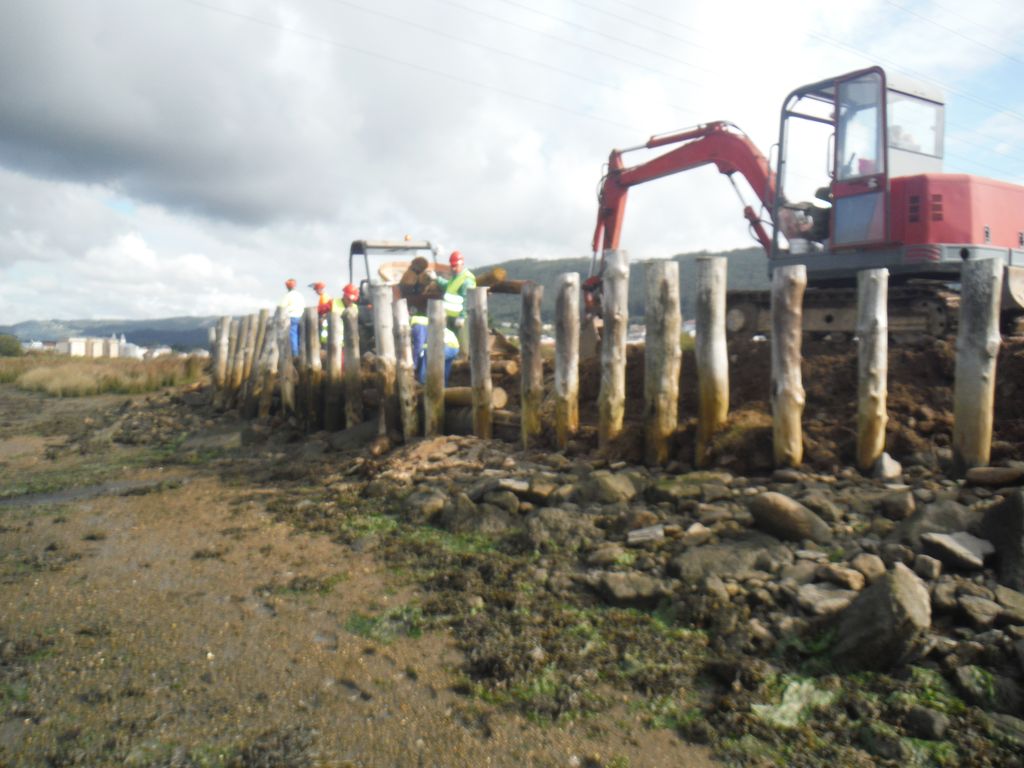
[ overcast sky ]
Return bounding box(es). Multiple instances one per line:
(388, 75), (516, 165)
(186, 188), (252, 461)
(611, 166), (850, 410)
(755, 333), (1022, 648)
(1, 0), (1022, 323)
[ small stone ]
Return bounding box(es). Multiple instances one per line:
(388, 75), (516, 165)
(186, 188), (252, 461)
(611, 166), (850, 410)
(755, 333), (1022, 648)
(873, 452), (903, 481)
(796, 582), (858, 616)
(586, 544), (625, 567)
(817, 563), (866, 591)
(966, 466), (1024, 488)
(959, 595), (1002, 628)
(921, 531), (995, 570)
(880, 542), (915, 568)
(931, 579), (959, 613)
(913, 554), (942, 581)
(749, 492), (832, 544)
(771, 468), (804, 484)
(780, 560), (819, 584)
(800, 491), (844, 523)
(680, 522), (713, 547)
(850, 553), (887, 583)
(881, 491), (916, 520)
(594, 571), (669, 608)
(994, 585), (1024, 625)
(904, 705), (949, 740)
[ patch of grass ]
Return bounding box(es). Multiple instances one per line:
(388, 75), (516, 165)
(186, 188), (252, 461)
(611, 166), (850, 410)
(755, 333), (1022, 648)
(344, 605), (424, 642)
(906, 666), (966, 716)
(399, 524), (498, 556)
(8, 355), (205, 397)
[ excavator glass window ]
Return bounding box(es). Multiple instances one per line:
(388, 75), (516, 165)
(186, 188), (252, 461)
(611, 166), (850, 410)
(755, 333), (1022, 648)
(836, 73), (885, 181)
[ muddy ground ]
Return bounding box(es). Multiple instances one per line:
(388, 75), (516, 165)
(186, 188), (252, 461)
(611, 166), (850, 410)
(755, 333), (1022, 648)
(3, 335), (1024, 767)
(0, 384), (717, 767)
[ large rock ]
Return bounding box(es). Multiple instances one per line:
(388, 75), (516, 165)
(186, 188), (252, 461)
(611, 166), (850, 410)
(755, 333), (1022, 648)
(524, 506), (602, 552)
(592, 571), (670, 608)
(978, 490), (1024, 590)
(832, 563), (931, 671)
(668, 532), (788, 583)
(890, 499), (980, 550)
(437, 495), (512, 535)
(921, 531), (994, 570)
(578, 471), (638, 504)
(748, 492), (832, 544)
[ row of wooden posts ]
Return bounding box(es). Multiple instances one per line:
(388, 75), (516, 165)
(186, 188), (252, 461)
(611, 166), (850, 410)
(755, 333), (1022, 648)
(209, 252), (1003, 473)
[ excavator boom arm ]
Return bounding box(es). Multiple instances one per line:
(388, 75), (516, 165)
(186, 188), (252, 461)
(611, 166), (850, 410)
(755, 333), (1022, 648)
(592, 122), (776, 260)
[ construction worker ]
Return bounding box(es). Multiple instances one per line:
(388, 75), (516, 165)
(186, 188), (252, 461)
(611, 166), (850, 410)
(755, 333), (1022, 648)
(434, 251), (476, 331)
(410, 313), (428, 372)
(310, 282), (333, 345)
(279, 278), (305, 356)
(415, 324), (460, 386)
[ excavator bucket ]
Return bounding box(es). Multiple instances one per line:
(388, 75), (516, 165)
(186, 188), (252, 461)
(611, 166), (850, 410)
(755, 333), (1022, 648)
(1002, 264), (1024, 313)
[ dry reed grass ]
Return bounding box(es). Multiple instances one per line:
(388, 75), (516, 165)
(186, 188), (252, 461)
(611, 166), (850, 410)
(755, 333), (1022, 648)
(1, 354), (205, 396)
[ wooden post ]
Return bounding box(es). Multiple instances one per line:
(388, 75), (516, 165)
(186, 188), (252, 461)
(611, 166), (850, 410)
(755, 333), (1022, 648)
(554, 272), (580, 450)
(213, 316), (230, 407)
(393, 299), (419, 442)
(520, 282), (544, 448)
(233, 314), (253, 401)
(856, 268), (889, 472)
(280, 311), (296, 416)
(324, 309), (344, 430)
(643, 260), (681, 466)
(307, 307), (323, 430)
(249, 308), (269, 381)
(372, 284), (398, 437)
(258, 308), (285, 419)
(245, 311), (274, 418)
(241, 310), (261, 387)
(468, 287), (493, 439)
(695, 256), (729, 467)
(342, 305), (363, 428)
(424, 299), (446, 437)
(953, 258), (1004, 472)
(598, 249), (629, 450)
(225, 318), (241, 408)
(770, 265), (807, 467)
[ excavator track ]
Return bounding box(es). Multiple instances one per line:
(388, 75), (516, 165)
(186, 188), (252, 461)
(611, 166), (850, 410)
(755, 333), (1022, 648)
(725, 281), (961, 339)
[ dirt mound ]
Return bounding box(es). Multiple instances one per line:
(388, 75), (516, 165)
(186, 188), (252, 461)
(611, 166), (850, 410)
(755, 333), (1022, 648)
(573, 335), (1024, 471)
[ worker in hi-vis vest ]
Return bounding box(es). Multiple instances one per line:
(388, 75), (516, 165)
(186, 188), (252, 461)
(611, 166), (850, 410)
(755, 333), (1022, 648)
(278, 278), (305, 356)
(310, 281), (333, 345)
(414, 321), (460, 385)
(431, 250), (475, 355)
(435, 251), (476, 330)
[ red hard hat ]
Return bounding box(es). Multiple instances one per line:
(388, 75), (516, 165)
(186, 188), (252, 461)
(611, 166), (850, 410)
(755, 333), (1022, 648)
(449, 250), (463, 266)
(310, 281), (326, 291)
(285, 278), (297, 289)
(342, 284), (359, 302)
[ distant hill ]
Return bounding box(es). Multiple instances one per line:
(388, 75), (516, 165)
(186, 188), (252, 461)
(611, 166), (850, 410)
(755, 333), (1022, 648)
(484, 246), (769, 324)
(0, 317), (220, 351)
(1, 247), (771, 346)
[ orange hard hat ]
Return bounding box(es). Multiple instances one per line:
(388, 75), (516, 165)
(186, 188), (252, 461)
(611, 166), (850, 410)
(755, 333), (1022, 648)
(449, 250), (463, 266)
(342, 284), (359, 302)
(310, 281), (326, 292)
(285, 278), (297, 289)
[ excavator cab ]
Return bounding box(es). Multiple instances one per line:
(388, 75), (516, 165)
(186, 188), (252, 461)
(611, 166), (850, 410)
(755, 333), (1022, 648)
(774, 66), (945, 257)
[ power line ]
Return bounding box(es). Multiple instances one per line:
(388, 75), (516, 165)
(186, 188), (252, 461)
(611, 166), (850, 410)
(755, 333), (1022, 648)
(320, 0), (700, 119)
(489, 0), (713, 74)
(561, 0), (709, 55)
(176, 0), (646, 133)
(430, 0), (703, 88)
(881, 0), (1024, 68)
(805, 29), (1024, 127)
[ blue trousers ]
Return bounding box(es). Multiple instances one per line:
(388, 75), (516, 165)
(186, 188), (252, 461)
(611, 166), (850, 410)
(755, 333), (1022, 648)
(289, 317), (301, 356)
(416, 344), (458, 385)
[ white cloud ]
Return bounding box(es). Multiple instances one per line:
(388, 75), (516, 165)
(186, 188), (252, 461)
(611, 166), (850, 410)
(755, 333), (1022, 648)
(0, 0), (1022, 323)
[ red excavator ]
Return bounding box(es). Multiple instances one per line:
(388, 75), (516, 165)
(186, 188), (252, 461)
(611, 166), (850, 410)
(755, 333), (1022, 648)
(588, 65), (1024, 336)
